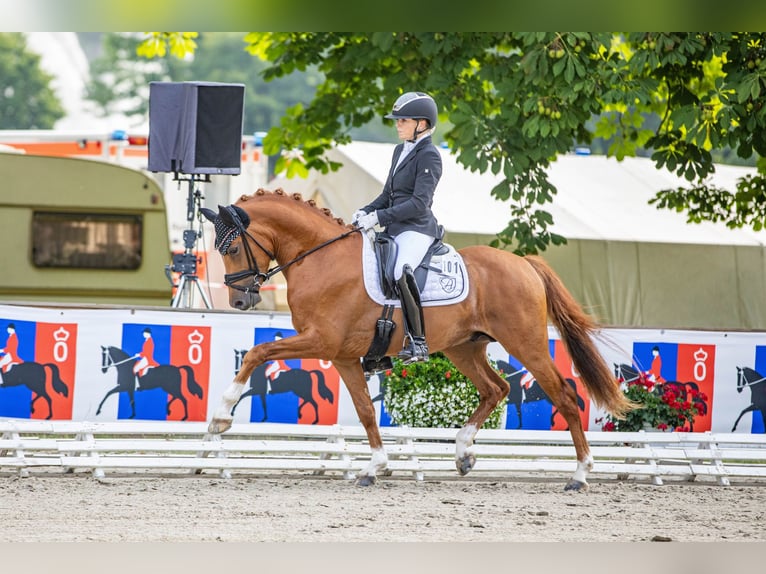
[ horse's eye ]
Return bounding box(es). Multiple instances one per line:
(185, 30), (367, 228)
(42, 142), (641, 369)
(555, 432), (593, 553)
(228, 245), (239, 256)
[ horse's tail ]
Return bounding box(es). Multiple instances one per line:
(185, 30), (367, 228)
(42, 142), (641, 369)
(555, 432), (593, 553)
(180, 366), (204, 398)
(44, 363), (69, 398)
(311, 370), (334, 404)
(525, 256), (634, 419)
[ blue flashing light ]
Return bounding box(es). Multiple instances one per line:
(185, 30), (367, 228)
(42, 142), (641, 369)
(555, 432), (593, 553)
(253, 131), (267, 146)
(110, 129), (128, 141)
(574, 146), (591, 155)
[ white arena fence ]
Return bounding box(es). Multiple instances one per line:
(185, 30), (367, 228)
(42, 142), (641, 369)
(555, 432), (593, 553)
(2, 419), (765, 486)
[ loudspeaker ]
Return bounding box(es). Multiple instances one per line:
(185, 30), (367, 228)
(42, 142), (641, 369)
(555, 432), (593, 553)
(148, 81), (245, 175)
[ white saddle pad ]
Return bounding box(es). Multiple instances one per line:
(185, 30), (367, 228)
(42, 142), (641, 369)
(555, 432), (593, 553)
(361, 234), (470, 308)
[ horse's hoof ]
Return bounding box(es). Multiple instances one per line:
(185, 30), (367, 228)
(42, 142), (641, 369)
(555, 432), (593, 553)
(456, 454), (476, 476)
(356, 474), (377, 487)
(564, 479), (589, 492)
(208, 418), (232, 434)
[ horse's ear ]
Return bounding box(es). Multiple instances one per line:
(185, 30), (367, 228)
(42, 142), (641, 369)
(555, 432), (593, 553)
(218, 204), (235, 226)
(200, 207), (218, 223)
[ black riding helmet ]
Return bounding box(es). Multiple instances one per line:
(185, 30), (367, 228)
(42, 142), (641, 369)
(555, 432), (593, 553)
(384, 92), (438, 139)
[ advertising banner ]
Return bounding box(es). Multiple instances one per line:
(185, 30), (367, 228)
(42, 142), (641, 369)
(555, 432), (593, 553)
(0, 304), (764, 434)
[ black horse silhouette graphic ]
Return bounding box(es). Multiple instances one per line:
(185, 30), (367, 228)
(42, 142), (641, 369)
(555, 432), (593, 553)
(97, 345), (204, 420)
(614, 363), (708, 431)
(231, 350), (334, 424)
(0, 361), (69, 419)
(732, 366), (766, 432)
(497, 359), (584, 429)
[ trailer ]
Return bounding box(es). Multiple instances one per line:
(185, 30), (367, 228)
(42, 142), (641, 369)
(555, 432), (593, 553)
(0, 150), (172, 306)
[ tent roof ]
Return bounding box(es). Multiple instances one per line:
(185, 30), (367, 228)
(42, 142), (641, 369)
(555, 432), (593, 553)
(336, 141), (766, 246)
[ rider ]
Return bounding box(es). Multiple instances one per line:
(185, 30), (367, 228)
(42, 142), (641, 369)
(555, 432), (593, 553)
(647, 345), (665, 383)
(353, 91), (443, 363)
(0, 323), (22, 374)
(133, 327), (159, 388)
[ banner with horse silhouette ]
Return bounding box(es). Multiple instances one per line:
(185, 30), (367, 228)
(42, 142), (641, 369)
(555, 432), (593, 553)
(0, 304), (764, 433)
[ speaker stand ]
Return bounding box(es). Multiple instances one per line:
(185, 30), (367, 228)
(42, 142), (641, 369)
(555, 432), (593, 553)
(165, 174), (212, 309)
(171, 272), (212, 309)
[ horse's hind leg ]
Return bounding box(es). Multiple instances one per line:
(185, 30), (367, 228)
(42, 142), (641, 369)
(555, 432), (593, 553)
(523, 354), (592, 491)
(443, 343), (510, 476)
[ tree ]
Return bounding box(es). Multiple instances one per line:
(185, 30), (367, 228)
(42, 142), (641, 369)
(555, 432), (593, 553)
(0, 33), (65, 129)
(141, 32), (766, 253)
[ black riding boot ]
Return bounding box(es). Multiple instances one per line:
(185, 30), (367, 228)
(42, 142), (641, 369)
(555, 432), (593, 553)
(396, 265), (429, 364)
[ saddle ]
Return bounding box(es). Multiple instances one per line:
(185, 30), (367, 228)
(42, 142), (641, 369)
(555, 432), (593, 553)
(362, 228), (448, 375)
(372, 228), (447, 299)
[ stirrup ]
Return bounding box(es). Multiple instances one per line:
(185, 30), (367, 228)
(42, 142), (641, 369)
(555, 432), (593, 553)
(398, 338), (429, 364)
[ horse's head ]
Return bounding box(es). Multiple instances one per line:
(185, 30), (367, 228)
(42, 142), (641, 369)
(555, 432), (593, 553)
(737, 366), (751, 393)
(202, 203), (273, 310)
(100, 345), (112, 373)
(234, 349), (248, 373)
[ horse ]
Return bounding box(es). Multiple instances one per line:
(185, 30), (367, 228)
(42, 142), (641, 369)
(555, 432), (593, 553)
(0, 360), (68, 419)
(201, 188), (634, 490)
(97, 346), (204, 420)
(231, 350), (334, 424)
(496, 359), (584, 429)
(732, 366), (766, 432)
(614, 363), (707, 431)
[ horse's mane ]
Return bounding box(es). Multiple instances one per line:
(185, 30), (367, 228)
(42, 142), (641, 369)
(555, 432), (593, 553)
(236, 188), (348, 227)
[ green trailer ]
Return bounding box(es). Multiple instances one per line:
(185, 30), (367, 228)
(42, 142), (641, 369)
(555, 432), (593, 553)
(0, 152), (172, 306)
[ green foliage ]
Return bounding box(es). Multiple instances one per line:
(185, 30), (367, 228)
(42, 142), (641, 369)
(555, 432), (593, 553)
(382, 352), (506, 429)
(0, 33), (65, 129)
(139, 32), (766, 253)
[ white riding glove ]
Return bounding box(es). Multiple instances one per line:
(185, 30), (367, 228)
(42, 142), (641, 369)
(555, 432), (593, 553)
(356, 211), (379, 230)
(352, 209), (367, 224)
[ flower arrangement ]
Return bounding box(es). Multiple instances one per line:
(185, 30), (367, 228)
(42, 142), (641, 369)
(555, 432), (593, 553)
(597, 371), (707, 432)
(382, 352), (506, 429)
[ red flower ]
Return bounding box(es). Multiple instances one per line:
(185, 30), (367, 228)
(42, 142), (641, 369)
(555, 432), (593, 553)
(401, 368), (407, 378)
(445, 371), (452, 379)
(656, 422), (668, 431)
(695, 403), (706, 415)
(603, 421), (616, 432)
(385, 370), (392, 376)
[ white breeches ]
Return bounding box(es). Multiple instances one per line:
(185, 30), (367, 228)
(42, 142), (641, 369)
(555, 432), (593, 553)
(393, 231), (434, 280)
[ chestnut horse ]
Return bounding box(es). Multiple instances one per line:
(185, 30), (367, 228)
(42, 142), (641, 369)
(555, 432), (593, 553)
(202, 189), (633, 490)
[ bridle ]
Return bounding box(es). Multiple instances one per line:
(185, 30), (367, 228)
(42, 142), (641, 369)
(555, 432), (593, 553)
(739, 368), (766, 389)
(223, 222), (361, 295)
(101, 347), (134, 369)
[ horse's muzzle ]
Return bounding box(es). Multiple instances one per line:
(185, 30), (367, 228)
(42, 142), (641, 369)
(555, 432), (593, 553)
(231, 291), (261, 310)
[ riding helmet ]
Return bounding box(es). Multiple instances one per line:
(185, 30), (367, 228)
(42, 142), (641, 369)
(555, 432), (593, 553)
(384, 92), (438, 127)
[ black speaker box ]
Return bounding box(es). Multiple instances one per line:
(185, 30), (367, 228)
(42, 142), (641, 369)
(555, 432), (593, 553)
(148, 81), (245, 175)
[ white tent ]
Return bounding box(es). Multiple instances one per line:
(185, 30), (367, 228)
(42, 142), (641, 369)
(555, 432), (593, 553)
(270, 142), (766, 330)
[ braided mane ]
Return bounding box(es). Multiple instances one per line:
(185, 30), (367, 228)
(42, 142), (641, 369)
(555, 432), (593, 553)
(237, 188), (347, 226)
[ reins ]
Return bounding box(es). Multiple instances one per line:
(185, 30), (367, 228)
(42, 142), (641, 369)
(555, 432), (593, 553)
(224, 224), (361, 294)
(103, 350), (135, 369)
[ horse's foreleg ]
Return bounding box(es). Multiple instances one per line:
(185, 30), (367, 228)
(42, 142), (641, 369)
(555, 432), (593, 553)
(731, 404), (756, 432)
(333, 360), (387, 485)
(209, 333), (323, 434)
(96, 387), (120, 416)
(208, 381), (246, 433)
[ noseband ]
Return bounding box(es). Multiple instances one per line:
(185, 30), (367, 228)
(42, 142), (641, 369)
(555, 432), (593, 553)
(222, 224), (277, 295)
(223, 222), (360, 295)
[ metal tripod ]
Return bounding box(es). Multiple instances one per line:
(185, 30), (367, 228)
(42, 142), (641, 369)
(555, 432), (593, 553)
(166, 174), (212, 309)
